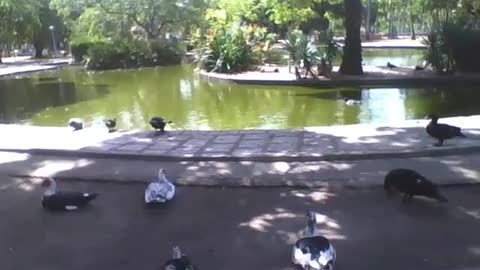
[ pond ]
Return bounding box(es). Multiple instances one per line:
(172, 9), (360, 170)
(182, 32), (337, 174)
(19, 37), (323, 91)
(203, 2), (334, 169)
(1, 48), (479, 130)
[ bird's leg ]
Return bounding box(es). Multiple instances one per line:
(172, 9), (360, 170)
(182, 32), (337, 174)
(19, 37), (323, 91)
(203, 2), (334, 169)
(434, 139), (444, 147)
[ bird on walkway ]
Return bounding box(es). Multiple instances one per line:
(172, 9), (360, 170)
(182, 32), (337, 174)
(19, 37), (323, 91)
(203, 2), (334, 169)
(384, 168), (448, 203)
(41, 177), (98, 211)
(149, 117), (172, 135)
(164, 246), (195, 270)
(343, 97), (361, 106)
(426, 114), (466, 146)
(145, 168), (175, 206)
(103, 118), (116, 133)
(68, 118), (83, 131)
(387, 62), (397, 69)
(292, 210), (336, 270)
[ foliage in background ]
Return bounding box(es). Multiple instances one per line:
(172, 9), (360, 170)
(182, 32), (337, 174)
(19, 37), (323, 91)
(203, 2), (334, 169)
(199, 26), (253, 73)
(84, 40), (181, 70)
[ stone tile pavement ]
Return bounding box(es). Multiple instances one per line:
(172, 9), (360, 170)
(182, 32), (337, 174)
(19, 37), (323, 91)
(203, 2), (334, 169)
(0, 115), (480, 162)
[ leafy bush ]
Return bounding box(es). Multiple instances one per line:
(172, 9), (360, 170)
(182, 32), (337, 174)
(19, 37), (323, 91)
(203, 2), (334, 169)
(199, 28), (253, 73)
(71, 42), (96, 62)
(423, 22), (480, 73)
(443, 23), (480, 72)
(84, 40), (181, 70)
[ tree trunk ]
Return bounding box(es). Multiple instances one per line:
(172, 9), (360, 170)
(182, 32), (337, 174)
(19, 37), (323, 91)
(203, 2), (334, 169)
(34, 41), (44, 58)
(410, 15), (416, 40)
(340, 0), (363, 75)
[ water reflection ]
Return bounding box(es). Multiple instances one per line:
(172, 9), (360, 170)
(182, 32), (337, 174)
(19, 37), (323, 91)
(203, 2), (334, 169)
(1, 56), (480, 130)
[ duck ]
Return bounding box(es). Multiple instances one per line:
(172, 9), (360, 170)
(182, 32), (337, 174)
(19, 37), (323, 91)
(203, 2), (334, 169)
(149, 117), (172, 135)
(292, 210), (336, 270)
(68, 118), (83, 131)
(384, 168), (448, 203)
(103, 118), (116, 133)
(41, 177), (98, 211)
(386, 62), (397, 68)
(343, 97), (361, 106)
(145, 168), (175, 206)
(426, 114), (466, 146)
(164, 246), (194, 270)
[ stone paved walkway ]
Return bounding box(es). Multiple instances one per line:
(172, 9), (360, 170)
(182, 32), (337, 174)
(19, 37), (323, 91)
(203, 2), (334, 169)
(1, 115), (480, 162)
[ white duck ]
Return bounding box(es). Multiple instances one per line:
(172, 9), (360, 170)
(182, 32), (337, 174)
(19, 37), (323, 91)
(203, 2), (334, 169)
(343, 97), (361, 106)
(292, 210), (336, 270)
(164, 246), (194, 270)
(41, 177), (98, 211)
(145, 168), (175, 205)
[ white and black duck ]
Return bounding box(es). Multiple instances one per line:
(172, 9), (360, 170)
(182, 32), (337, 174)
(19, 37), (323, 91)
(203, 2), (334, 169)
(343, 97), (361, 106)
(164, 246), (194, 270)
(145, 168), (175, 206)
(41, 178), (98, 211)
(292, 210), (336, 270)
(384, 168), (448, 203)
(68, 118), (83, 131)
(150, 117), (172, 134)
(103, 118), (116, 132)
(386, 62), (397, 68)
(426, 114), (466, 146)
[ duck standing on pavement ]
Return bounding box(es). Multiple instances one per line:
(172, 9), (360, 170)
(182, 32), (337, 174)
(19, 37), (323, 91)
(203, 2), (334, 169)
(103, 118), (116, 132)
(384, 168), (448, 203)
(292, 210), (336, 270)
(145, 168), (175, 206)
(68, 118), (83, 131)
(426, 114), (466, 146)
(149, 116), (172, 135)
(41, 177), (98, 211)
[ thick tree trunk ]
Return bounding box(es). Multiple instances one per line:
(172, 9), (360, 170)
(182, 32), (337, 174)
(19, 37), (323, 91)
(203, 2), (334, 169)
(34, 41), (44, 58)
(340, 0), (363, 75)
(410, 15), (416, 40)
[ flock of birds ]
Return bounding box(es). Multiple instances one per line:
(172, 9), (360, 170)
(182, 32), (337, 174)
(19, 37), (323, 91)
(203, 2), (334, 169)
(68, 116), (172, 134)
(55, 113), (466, 270)
(39, 166), (450, 270)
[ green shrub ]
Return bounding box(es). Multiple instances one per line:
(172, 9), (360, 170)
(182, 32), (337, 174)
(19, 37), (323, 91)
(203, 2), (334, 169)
(71, 42), (96, 62)
(199, 28), (253, 73)
(443, 23), (480, 72)
(84, 40), (182, 70)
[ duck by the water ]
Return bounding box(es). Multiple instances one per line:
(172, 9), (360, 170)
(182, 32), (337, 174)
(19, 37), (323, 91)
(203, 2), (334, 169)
(150, 116), (172, 135)
(145, 168), (175, 206)
(164, 246), (195, 270)
(292, 210), (336, 270)
(68, 118), (83, 131)
(426, 114), (466, 146)
(384, 168), (448, 203)
(41, 178), (98, 211)
(103, 118), (116, 132)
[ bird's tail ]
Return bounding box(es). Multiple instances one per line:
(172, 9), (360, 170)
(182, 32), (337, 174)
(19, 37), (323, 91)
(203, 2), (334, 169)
(85, 193), (98, 201)
(432, 192), (448, 203)
(458, 131), (467, 138)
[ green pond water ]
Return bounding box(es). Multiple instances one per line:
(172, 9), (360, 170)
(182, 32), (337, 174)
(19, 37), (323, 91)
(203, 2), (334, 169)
(1, 48), (479, 130)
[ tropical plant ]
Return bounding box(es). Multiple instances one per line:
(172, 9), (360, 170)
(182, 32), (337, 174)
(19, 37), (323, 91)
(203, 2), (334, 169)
(199, 27), (252, 73)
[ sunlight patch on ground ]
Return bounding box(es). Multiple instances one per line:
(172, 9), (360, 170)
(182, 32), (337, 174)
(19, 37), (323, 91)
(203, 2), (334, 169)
(283, 189), (335, 203)
(29, 159), (94, 177)
(450, 166), (479, 180)
(239, 209), (298, 232)
(0, 152), (30, 165)
(458, 207), (480, 220)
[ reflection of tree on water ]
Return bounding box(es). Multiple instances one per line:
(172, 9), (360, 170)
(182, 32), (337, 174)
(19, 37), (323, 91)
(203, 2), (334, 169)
(0, 78), (109, 124)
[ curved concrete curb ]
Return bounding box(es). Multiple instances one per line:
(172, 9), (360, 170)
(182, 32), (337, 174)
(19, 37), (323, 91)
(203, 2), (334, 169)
(198, 69), (480, 88)
(2, 144), (480, 162)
